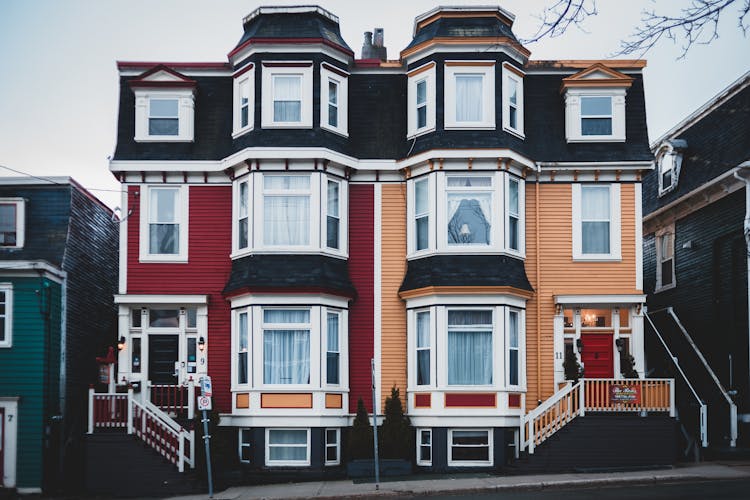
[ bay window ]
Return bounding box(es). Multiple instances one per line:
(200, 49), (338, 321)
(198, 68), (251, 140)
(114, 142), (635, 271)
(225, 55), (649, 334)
(444, 62), (495, 129)
(263, 175), (310, 247)
(407, 62), (436, 137)
(263, 309), (310, 385)
(572, 183), (621, 260)
(261, 62), (313, 128)
(140, 185), (188, 262)
(448, 309), (493, 385)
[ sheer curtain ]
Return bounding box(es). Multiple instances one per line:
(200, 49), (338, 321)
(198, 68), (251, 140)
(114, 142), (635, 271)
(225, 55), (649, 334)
(447, 194), (491, 245)
(447, 310), (492, 385)
(416, 311), (430, 385)
(581, 186), (610, 253)
(273, 75), (301, 122)
(263, 309), (310, 384)
(264, 175), (310, 246)
(455, 75), (482, 122)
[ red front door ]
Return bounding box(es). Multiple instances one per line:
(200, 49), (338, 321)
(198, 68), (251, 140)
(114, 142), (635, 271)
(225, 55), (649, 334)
(581, 334), (614, 378)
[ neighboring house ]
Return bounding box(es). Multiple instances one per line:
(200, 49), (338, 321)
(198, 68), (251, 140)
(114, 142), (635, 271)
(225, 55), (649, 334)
(643, 71), (750, 449)
(0, 177), (118, 493)
(99, 5), (674, 485)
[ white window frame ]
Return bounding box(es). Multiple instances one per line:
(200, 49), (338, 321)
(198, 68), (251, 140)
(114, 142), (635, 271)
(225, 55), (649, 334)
(655, 224), (676, 292)
(325, 178), (342, 252)
(261, 307), (312, 387)
(324, 428), (341, 466)
(414, 309), (433, 387)
(232, 66), (255, 137)
(0, 283), (13, 348)
(134, 90), (195, 142)
(236, 178), (251, 251)
(320, 65), (348, 136)
(502, 63), (524, 138)
(656, 145), (684, 196)
(236, 310), (250, 386)
(265, 428), (311, 466)
(506, 308), (524, 389)
(324, 309), (342, 387)
(444, 62), (495, 130)
(572, 183), (621, 261)
(448, 428), (493, 467)
(416, 428), (432, 466)
(505, 175), (525, 256)
(440, 172), (502, 252)
(261, 63), (313, 128)
(0, 198), (25, 249)
(564, 88), (626, 142)
(407, 175), (435, 256)
(139, 185), (189, 262)
(407, 63), (436, 137)
(238, 428), (252, 463)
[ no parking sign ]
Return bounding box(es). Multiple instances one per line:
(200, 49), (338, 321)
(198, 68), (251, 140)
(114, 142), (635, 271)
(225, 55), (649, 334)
(198, 395), (212, 411)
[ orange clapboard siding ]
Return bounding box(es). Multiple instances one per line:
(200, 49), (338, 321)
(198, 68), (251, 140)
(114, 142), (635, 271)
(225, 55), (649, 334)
(524, 182), (640, 409)
(380, 184), (408, 411)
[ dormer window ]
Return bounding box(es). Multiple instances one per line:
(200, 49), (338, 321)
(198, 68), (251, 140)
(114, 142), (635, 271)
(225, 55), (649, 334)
(656, 139), (686, 196)
(129, 65), (196, 142)
(561, 64), (632, 143)
(0, 199), (25, 248)
(232, 64), (255, 137)
(407, 62), (436, 137)
(444, 62), (495, 130)
(261, 62), (313, 128)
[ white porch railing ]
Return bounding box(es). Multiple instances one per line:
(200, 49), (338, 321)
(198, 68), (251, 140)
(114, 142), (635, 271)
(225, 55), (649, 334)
(88, 386), (195, 472)
(521, 378), (675, 454)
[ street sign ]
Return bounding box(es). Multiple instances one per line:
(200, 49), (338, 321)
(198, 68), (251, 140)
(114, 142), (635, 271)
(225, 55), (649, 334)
(198, 395), (212, 411)
(200, 376), (212, 397)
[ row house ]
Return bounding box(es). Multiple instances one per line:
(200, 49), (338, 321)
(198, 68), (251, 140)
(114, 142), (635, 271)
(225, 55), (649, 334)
(96, 5), (675, 486)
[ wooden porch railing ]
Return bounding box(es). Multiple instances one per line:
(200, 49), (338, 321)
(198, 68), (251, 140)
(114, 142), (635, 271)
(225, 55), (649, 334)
(522, 378), (675, 454)
(148, 383), (198, 418)
(88, 386), (195, 472)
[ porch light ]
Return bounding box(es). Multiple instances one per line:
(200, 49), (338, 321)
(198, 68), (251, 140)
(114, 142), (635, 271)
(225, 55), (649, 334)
(198, 336), (206, 352)
(117, 336), (126, 351)
(615, 338), (625, 352)
(575, 338), (583, 353)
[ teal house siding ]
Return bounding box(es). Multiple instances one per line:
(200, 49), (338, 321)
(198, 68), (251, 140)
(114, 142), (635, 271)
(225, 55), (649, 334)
(0, 277), (62, 489)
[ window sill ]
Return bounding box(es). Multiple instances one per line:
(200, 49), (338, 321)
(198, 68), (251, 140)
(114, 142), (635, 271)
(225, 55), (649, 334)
(445, 124), (496, 131)
(230, 248), (348, 260)
(232, 126), (254, 139)
(654, 282), (676, 293)
(261, 123), (313, 129)
(658, 186), (677, 197)
(502, 126), (525, 140)
(407, 126), (436, 140)
(567, 136), (625, 143)
(134, 136), (194, 143)
(572, 254), (622, 262)
(139, 255), (189, 263)
(321, 124), (348, 138)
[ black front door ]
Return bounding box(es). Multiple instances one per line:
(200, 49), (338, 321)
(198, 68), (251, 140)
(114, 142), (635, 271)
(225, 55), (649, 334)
(149, 335), (179, 384)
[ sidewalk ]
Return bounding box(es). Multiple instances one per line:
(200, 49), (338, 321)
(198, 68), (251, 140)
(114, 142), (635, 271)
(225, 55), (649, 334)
(164, 461), (750, 500)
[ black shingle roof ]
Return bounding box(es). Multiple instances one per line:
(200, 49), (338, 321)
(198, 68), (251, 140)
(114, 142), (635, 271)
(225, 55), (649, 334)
(399, 255), (533, 293)
(233, 11), (351, 54)
(405, 16), (518, 50)
(223, 254), (355, 297)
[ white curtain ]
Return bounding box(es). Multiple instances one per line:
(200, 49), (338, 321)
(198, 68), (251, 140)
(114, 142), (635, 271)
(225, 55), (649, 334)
(455, 75), (482, 122)
(508, 312), (519, 386)
(263, 309), (310, 384)
(149, 189), (179, 254)
(447, 310), (492, 385)
(581, 186), (610, 253)
(326, 312), (339, 384)
(263, 196), (310, 245)
(447, 193), (491, 244)
(273, 75), (301, 122)
(237, 313), (248, 384)
(416, 311), (430, 385)
(268, 429), (307, 461)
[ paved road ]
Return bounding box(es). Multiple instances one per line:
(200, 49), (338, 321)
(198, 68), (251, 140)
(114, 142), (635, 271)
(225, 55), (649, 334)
(425, 478), (750, 499)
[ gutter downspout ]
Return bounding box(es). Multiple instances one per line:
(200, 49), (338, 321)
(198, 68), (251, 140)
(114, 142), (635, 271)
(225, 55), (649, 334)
(733, 164), (750, 424)
(535, 164), (542, 405)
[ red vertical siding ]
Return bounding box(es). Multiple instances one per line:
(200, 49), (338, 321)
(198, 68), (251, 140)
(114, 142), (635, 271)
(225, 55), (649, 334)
(126, 185), (233, 412)
(348, 184), (375, 413)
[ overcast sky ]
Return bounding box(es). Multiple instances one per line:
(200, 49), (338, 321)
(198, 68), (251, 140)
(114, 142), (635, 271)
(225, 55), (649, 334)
(0, 0), (747, 208)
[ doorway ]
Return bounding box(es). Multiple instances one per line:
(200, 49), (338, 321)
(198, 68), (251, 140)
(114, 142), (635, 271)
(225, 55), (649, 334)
(581, 334), (614, 378)
(148, 335), (179, 384)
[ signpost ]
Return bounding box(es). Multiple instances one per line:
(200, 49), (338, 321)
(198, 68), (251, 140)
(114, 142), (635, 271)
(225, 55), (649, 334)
(371, 359), (379, 490)
(199, 376), (214, 498)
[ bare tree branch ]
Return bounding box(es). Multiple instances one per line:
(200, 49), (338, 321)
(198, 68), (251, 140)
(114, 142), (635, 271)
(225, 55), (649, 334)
(520, 0), (598, 44)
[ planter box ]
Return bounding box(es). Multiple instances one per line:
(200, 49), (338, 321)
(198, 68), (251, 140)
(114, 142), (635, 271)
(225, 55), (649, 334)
(346, 459), (412, 478)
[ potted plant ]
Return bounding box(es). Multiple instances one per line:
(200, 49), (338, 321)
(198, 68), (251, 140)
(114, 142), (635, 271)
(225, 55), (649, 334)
(563, 349), (584, 383)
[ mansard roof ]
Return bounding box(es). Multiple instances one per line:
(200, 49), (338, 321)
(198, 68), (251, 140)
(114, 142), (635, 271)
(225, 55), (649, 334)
(230, 5), (353, 58)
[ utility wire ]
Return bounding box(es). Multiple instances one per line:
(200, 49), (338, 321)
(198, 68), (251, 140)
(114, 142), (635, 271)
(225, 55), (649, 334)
(0, 164), (126, 194)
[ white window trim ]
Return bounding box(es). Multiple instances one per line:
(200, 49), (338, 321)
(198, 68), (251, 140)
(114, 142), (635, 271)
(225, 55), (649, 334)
(0, 198), (25, 249)
(501, 63), (524, 139)
(234, 309), (251, 387)
(505, 308), (525, 390)
(324, 428), (341, 466)
(134, 90), (195, 142)
(323, 308), (343, 388)
(258, 173), (316, 251)
(232, 172), (347, 258)
(448, 428), (493, 467)
(265, 428), (311, 466)
(444, 62), (496, 130)
(0, 283), (13, 348)
(261, 63), (313, 129)
(238, 428), (251, 463)
(564, 88), (626, 143)
(232, 67), (255, 138)
(505, 175), (525, 257)
(407, 63), (436, 137)
(320, 65), (348, 137)
(655, 224), (676, 292)
(572, 183), (621, 261)
(139, 185), (189, 263)
(656, 145), (684, 196)
(416, 428), (432, 466)
(410, 308), (435, 388)
(407, 175), (436, 256)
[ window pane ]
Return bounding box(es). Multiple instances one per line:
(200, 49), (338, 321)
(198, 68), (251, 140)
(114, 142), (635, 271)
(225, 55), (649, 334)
(417, 350), (430, 386)
(582, 222), (610, 253)
(509, 312), (518, 348)
(452, 430), (489, 445)
(581, 96), (611, 116)
(149, 224), (178, 254)
(327, 312), (340, 384)
(581, 186), (610, 219)
(582, 118), (612, 136)
(150, 99), (178, 117)
(328, 105), (338, 127)
(326, 429), (338, 443)
(269, 429), (307, 445)
(326, 446), (338, 461)
(151, 189), (178, 223)
(264, 175), (310, 190)
(447, 176), (492, 187)
(239, 219), (248, 249)
(187, 308), (197, 328)
(149, 309), (179, 327)
(661, 260), (673, 286)
(132, 337), (141, 373)
(269, 446), (307, 461)
(264, 309), (309, 324)
(448, 331), (492, 385)
(455, 75), (483, 122)
(415, 179), (429, 214)
(509, 180), (519, 214)
(327, 216), (339, 249)
(661, 233), (673, 260)
(239, 182), (248, 217)
(264, 196), (310, 245)
(416, 80), (426, 105)
(448, 309), (493, 326)
(328, 81), (338, 105)
(508, 217), (519, 251)
(131, 309), (141, 328)
(187, 337), (197, 373)
(263, 330), (310, 384)
(327, 181), (339, 217)
(447, 193), (491, 245)
(509, 350), (518, 386)
(509, 106), (517, 129)
(508, 78), (517, 105)
(0, 205), (17, 245)
(416, 217), (429, 251)
(417, 106), (427, 129)
(420, 430), (431, 446)
(149, 118), (178, 135)
(240, 80), (250, 128)
(452, 446), (489, 462)
(416, 312), (430, 347)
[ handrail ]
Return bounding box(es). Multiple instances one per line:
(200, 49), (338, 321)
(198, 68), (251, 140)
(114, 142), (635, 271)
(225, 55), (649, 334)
(522, 381), (582, 454)
(525, 382), (574, 422)
(143, 400), (183, 433)
(667, 307), (737, 446)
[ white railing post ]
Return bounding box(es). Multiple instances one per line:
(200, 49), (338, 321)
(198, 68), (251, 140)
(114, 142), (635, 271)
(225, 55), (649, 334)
(700, 404), (709, 448)
(187, 383), (195, 420)
(127, 387), (134, 434)
(730, 403), (738, 447)
(527, 418), (535, 454)
(88, 386), (95, 434)
(579, 380), (586, 416)
(178, 431), (185, 473)
(669, 379), (676, 417)
(190, 429), (195, 468)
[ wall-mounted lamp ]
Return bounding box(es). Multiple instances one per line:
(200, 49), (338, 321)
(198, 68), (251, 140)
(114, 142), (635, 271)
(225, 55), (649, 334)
(576, 338), (583, 353)
(615, 338), (625, 352)
(118, 336), (127, 351)
(198, 337), (206, 352)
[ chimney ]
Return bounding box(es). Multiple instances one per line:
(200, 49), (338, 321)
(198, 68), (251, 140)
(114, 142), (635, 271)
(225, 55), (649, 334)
(361, 28), (387, 60)
(362, 31), (374, 59)
(373, 28), (387, 60)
